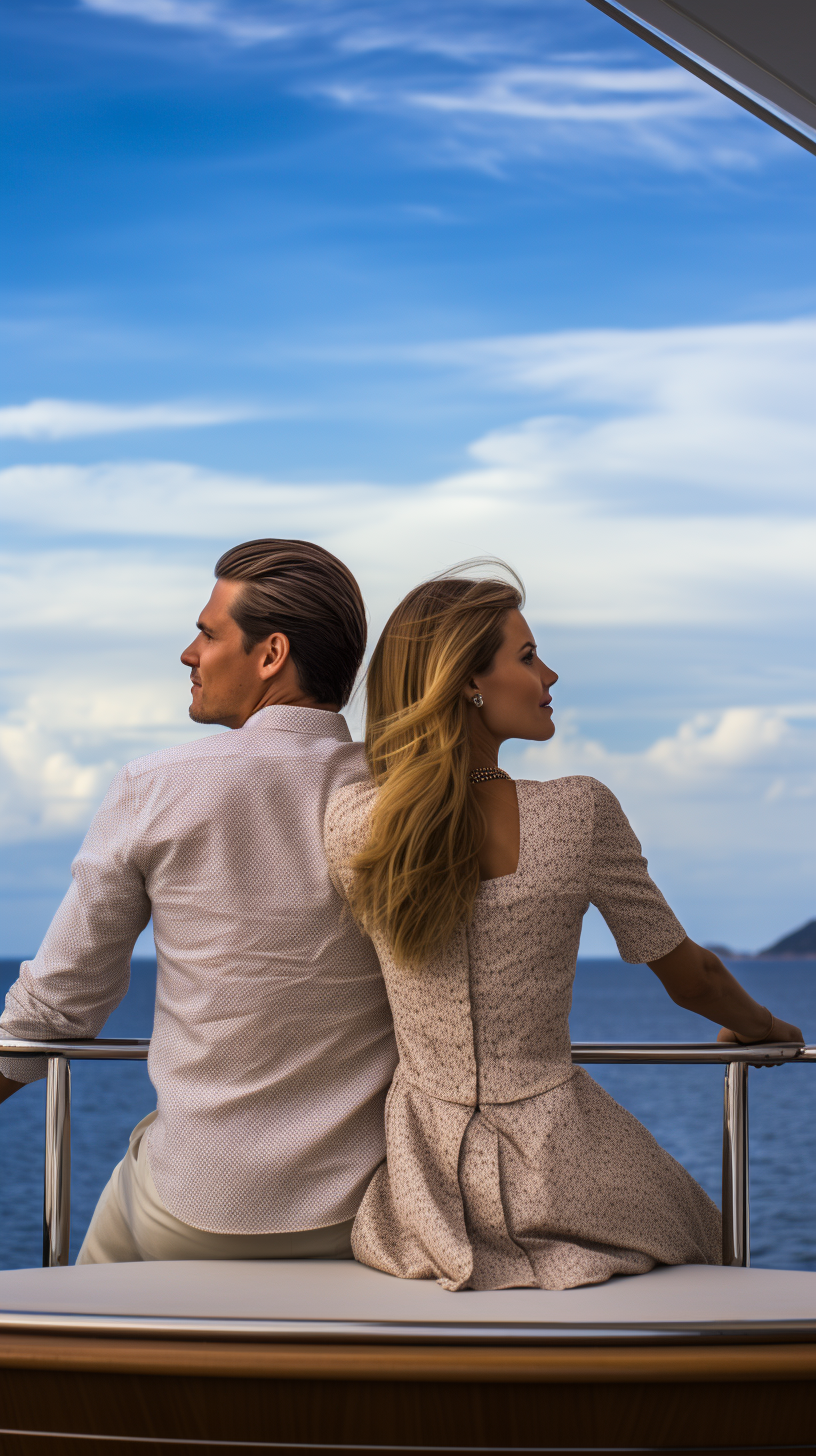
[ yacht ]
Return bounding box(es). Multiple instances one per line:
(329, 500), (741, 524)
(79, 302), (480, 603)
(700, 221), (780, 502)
(1, 1032), (814, 1452)
(1, 2), (815, 1450)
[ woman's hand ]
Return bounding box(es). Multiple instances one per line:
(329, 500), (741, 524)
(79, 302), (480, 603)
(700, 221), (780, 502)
(717, 1014), (804, 1070)
(717, 1016), (804, 1046)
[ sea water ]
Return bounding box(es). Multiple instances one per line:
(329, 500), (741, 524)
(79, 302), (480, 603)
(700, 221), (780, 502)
(0, 956), (813, 1271)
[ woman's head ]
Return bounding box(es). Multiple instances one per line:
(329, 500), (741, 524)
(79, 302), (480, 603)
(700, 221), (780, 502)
(467, 605), (557, 752)
(365, 572), (525, 774)
(347, 565), (556, 968)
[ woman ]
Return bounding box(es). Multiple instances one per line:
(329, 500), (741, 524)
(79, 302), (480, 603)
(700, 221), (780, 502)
(324, 570), (803, 1292)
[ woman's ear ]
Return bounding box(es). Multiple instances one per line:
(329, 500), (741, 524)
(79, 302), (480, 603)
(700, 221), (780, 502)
(465, 678), (485, 709)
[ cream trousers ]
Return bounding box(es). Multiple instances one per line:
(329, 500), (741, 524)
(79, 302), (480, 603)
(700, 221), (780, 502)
(76, 1112), (355, 1264)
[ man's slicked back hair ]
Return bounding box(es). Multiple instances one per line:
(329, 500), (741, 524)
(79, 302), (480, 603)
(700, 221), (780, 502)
(215, 539), (367, 708)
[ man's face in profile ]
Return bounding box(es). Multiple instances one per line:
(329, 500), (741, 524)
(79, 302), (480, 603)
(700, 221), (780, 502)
(181, 579), (263, 729)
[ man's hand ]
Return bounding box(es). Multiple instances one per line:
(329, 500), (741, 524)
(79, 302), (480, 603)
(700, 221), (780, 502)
(0, 1071), (25, 1105)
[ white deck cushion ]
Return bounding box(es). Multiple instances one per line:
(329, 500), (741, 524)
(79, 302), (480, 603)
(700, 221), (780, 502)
(0, 1261), (814, 1337)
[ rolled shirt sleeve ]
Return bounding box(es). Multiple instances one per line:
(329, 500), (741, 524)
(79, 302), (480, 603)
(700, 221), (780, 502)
(0, 767), (151, 1083)
(587, 780), (686, 965)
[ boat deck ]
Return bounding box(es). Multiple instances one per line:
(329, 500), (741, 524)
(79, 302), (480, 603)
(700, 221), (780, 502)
(1, 1262), (815, 1453)
(3, 1038), (814, 1448)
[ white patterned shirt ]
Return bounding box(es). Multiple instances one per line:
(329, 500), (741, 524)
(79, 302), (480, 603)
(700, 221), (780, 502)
(0, 706), (396, 1234)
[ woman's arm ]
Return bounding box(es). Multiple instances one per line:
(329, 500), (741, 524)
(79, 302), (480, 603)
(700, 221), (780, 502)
(647, 937), (804, 1045)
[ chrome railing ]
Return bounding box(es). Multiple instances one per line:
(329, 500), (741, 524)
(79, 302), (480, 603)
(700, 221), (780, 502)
(1, 1038), (812, 1270)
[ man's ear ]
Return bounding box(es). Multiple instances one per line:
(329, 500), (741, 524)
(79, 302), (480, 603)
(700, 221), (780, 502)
(258, 632), (291, 680)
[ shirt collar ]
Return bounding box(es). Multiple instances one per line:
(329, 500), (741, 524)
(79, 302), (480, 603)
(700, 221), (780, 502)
(240, 704), (352, 743)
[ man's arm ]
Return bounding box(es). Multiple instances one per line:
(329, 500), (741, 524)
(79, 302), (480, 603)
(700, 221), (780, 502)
(0, 767), (152, 1092)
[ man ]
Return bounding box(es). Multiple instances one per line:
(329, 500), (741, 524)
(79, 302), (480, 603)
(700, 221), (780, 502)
(0, 539), (396, 1263)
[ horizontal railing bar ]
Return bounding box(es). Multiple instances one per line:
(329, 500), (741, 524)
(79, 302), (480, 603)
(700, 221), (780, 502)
(572, 1042), (812, 1065)
(1, 1038), (151, 1060)
(1, 1038), (813, 1064)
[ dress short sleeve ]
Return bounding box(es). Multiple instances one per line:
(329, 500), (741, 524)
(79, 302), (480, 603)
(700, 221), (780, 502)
(587, 781), (686, 964)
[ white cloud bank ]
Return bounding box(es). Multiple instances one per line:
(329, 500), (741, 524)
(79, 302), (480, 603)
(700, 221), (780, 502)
(0, 549), (205, 633)
(0, 316), (812, 950)
(1, 316), (814, 631)
(0, 463), (812, 633)
(0, 398), (262, 440)
(0, 682), (206, 841)
(510, 703), (816, 949)
(2, 687), (813, 950)
(522, 704), (816, 817)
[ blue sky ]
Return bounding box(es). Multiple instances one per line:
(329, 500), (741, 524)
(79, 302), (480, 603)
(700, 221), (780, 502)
(1, 0), (815, 956)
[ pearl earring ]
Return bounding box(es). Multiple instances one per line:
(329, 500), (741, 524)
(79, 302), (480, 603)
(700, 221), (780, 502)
(472, 694), (484, 708)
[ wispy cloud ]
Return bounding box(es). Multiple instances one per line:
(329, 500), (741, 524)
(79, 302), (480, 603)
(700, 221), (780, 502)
(82, 0), (289, 45)
(335, 61), (742, 172)
(0, 398), (265, 440)
(407, 316), (816, 507)
(77, 0), (770, 172)
(407, 61), (707, 115)
(645, 705), (816, 784)
(82, 2), (497, 60)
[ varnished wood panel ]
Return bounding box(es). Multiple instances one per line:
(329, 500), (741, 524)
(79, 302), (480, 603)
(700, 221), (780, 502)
(1, 1437), (815, 1454)
(1, 1335), (816, 1384)
(4, 1441), (811, 1456)
(1, 1364), (816, 1450)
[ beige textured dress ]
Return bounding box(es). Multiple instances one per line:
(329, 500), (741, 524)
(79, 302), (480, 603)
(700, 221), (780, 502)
(324, 776), (722, 1292)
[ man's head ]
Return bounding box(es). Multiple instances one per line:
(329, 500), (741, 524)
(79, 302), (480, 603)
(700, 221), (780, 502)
(180, 539), (367, 728)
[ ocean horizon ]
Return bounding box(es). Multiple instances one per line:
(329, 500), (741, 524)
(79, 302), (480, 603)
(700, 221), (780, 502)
(1, 955), (813, 1272)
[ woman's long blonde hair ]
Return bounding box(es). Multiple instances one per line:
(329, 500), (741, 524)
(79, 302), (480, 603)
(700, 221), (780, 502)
(348, 567), (524, 968)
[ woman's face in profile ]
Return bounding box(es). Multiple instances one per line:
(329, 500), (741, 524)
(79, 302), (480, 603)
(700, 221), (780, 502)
(471, 608), (558, 746)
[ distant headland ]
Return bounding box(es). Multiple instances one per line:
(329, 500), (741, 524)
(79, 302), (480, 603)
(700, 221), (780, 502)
(707, 918), (816, 960)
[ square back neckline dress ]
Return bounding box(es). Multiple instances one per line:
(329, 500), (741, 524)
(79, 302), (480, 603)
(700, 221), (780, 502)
(325, 775), (722, 1292)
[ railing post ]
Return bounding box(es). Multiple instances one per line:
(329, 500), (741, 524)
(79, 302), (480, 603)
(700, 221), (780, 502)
(722, 1060), (749, 1267)
(43, 1056), (71, 1268)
